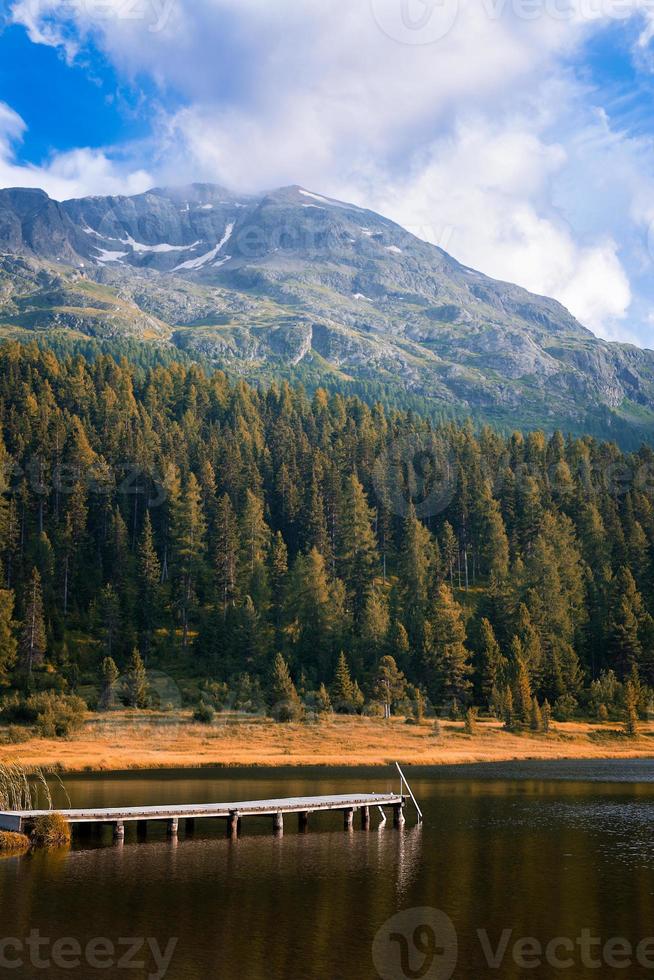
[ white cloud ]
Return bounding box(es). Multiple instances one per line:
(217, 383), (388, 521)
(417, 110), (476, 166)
(7, 0), (654, 344)
(0, 100), (152, 199)
(351, 110), (636, 338)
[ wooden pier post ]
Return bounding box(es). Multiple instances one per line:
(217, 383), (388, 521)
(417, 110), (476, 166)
(393, 804), (405, 828)
(167, 818), (178, 838)
(361, 805), (370, 830)
(113, 821), (125, 843)
(344, 808), (354, 831)
(227, 812), (239, 838)
(298, 811), (309, 832)
(273, 811), (284, 835)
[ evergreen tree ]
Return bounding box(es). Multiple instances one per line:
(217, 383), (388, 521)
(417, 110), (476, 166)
(331, 651), (357, 713)
(607, 567), (644, 678)
(19, 567), (46, 678)
(137, 511), (162, 652)
(125, 648), (149, 709)
(269, 652), (303, 722)
(215, 494), (239, 616)
(441, 522), (458, 588)
(171, 471), (207, 648)
(239, 489), (270, 582)
(479, 618), (507, 706)
(315, 682), (332, 715)
(373, 655), (406, 718)
(423, 584), (473, 705)
(623, 680), (639, 738)
(286, 548), (344, 679)
(339, 474), (378, 618)
(513, 649), (532, 725)
(0, 589), (16, 681)
(100, 656), (119, 710)
(529, 697), (543, 732)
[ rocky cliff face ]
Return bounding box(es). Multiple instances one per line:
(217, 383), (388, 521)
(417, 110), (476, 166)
(1, 182), (653, 438)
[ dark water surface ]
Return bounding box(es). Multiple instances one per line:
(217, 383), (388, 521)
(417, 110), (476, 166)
(2, 760), (654, 979)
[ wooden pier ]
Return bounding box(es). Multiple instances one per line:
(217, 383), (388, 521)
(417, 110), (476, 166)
(0, 792), (410, 841)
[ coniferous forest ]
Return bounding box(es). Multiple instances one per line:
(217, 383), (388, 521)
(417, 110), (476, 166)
(0, 340), (653, 727)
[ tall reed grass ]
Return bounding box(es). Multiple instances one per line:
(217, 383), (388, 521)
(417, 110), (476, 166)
(0, 762), (69, 811)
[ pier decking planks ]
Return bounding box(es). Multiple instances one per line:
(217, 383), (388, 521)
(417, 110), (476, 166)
(0, 792), (407, 837)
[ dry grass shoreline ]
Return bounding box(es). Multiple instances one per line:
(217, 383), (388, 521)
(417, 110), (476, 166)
(1, 710), (654, 774)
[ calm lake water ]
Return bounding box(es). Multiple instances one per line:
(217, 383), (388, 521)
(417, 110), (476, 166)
(2, 760), (654, 979)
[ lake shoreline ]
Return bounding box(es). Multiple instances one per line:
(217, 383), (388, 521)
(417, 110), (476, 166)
(2, 711), (654, 774)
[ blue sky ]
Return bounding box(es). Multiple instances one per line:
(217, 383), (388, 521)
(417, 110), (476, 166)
(1, 0), (654, 349)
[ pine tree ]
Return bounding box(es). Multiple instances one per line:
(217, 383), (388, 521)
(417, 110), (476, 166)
(125, 648), (149, 709)
(286, 548), (344, 678)
(529, 697), (543, 732)
(479, 618), (507, 706)
(215, 494), (239, 616)
(360, 590), (390, 666)
(171, 471), (207, 648)
(100, 656), (119, 710)
(623, 680), (639, 738)
(502, 685), (515, 730)
(0, 589), (16, 681)
(512, 641), (532, 725)
(315, 682), (332, 715)
(239, 489), (270, 585)
(607, 567), (644, 678)
(137, 511), (161, 652)
(399, 502), (435, 638)
(423, 584), (472, 705)
(339, 474), (378, 618)
(373, 655), (406, 718)
(331, 651), (356, 713)
(20, 567), (46, 678)
(441, 522), (458, 587)
(98, 583), (121, 662)
(478, 483), (510, 580)
(542, 699), (552, 733)
(269, 652), (303, 722)
(269, 531), (288, 637)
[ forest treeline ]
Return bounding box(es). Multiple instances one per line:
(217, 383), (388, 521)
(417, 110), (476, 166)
(0, 340), (652, 725)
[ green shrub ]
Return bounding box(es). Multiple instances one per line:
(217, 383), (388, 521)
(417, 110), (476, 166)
(1, 691), (87, 737)
(0, 725), (31, 745)
(192, 702), (215, 724)
(199, 681), (229, 710)
(30, 813), (71, 847)
(464, 707), (478, 735)
(29, 693), (87, 738)
(553, 694), (578, 722)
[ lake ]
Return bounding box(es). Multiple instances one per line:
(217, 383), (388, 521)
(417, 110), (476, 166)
(1, 760), (654, 979)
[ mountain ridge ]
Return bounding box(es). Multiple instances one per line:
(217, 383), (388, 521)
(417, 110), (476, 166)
(0, 181), (653, 442)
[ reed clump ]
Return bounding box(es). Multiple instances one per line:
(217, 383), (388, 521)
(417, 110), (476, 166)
(30, 813), (71, 847)
(0, 830), (30, 852)
(0, 762), (53, 811)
